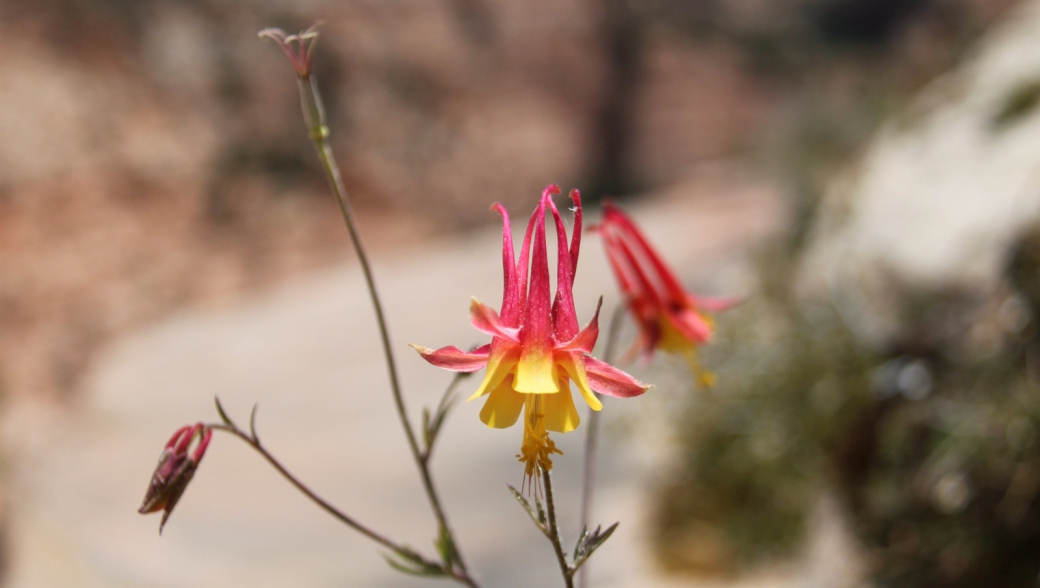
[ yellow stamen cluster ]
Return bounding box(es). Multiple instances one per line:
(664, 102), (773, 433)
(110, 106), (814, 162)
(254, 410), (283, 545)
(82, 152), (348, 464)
(516, 396), (563, 493)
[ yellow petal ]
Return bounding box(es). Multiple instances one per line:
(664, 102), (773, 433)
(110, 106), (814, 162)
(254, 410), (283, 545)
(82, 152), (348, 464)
(542, 377), (580, 433)
(479, 376), (525, 428)
(557, 352), (603, 411)
(515, 347), (559, 394)
(468, 345), (520, 401)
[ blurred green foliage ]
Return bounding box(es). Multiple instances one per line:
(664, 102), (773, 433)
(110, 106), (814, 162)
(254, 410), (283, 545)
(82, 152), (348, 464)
(653, 227), (1040, 586)
(652, 252), (876, 574)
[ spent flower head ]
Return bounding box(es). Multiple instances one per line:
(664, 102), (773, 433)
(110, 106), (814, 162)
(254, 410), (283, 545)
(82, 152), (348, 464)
(594, 202), (737, 387)
(259, 24), (321, 78)
(139, 423), (212, 534)
(413, 186), (649, 489)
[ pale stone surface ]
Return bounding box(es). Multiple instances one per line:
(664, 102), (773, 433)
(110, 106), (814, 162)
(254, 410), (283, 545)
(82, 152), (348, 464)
(0, 187), (851, 588)
(801, 0), (1040, 300)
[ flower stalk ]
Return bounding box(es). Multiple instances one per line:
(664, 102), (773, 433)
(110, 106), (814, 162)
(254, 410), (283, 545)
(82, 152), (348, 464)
(261, 26), (473, 582)
(543, 470), (574, 588)
(577, 303), (626, 588)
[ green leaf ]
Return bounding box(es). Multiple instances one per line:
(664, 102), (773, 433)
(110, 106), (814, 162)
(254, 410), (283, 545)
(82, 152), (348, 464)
(383, 547), (446, 578)
(534, 495), (548, 528)
(508, 485), (547, 535)
(434, 525), (459, 568)
(573, 525), (589, 560)
(214, 396), (235, 427)
(572, 522), (619, 571)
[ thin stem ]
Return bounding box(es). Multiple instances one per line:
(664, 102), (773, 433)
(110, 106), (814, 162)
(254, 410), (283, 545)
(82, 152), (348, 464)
(423, 372), (469, 462)
(208, 423), (399, 550)
(543, 470), (575, 588)
(578, 303), (626, 588)
(297, 73), (473, 580)
(208, 423), (478, 587)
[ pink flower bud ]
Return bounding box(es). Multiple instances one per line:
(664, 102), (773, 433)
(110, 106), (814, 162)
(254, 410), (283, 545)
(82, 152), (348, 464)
(139, 423), (212, 534)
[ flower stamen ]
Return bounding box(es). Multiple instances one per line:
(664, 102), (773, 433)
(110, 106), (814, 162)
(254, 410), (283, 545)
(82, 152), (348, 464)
(516, 396), (562, 497)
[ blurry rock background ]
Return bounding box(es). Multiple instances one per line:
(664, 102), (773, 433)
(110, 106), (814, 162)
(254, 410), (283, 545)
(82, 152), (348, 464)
(654, 0), (1040, 586)
(0, 0), (1032, 584)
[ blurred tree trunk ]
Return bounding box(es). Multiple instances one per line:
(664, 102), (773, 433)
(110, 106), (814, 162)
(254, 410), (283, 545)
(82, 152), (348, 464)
(584, 0), (644, 203)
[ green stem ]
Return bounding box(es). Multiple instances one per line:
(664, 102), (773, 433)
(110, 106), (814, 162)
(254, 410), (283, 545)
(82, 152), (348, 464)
(578, 303), (626, 588)
(296, 73), (474, 582)
(543, 470), (575, 588)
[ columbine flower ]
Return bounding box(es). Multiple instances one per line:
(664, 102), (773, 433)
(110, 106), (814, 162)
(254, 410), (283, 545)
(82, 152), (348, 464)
(139, 423), (212, 534)
(412, 186), (649, 486)
(258, 25), (320, 78)
(594, 202), (737, 387)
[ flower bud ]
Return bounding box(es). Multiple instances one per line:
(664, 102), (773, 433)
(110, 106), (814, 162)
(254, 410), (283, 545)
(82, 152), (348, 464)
(139, 423), (211, 534)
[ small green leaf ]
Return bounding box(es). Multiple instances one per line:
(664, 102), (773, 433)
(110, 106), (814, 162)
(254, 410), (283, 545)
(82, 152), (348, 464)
(214, 396), (235, 427)
(508, 485), (547, 534)
(383, 547), (446, 578)
(434, 526), (459, 568)
(534, 495), (547, 528)
(573, 525), (589, 560)
(383, 554), (445, 577)
(572, 522), (619, 571)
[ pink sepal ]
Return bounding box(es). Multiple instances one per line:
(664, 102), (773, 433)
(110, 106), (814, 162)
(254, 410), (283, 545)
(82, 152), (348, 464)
(558, 297), (601, 353)
(411, 344), (491, 372)
(584, 355), (650, 398)
(469, 299), (520, 342)
(694, 295), (741, 313)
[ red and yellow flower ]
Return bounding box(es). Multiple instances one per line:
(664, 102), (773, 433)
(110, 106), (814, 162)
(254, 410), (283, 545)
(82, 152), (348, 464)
(412, 186), (649, 483)
(595, 202), (736, 387)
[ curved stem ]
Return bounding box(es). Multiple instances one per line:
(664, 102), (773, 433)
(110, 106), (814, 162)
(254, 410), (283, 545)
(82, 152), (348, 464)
(297, 74), (473, 580)
(578, 303), (626, 588)
(208, 423), (478, 587)
(542, 470), (574, 588)
(208, 423), (400, 551)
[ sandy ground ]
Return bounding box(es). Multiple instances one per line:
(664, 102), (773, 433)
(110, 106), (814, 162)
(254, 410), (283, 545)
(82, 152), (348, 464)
(0, 185), (861, 588)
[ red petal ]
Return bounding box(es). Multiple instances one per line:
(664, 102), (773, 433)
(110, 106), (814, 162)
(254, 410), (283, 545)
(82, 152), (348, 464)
(469, 298), (520, 342)
(410, 344), (490, 372)
(584, 355), (650, 398)
(191, 428), (212, 463)
(567, 189), (582, 277)
(548, 196), (579, 341)
(522, 188), (554, 353)
(515, 201), (538, 318)
(602, 203), (688, 303)
(668, 307), (713, 344)
(599, 228), (640, 301)
(609, 226), (664, 308)
(164, 426), (192, 450)
(491, 203), (522, 326)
